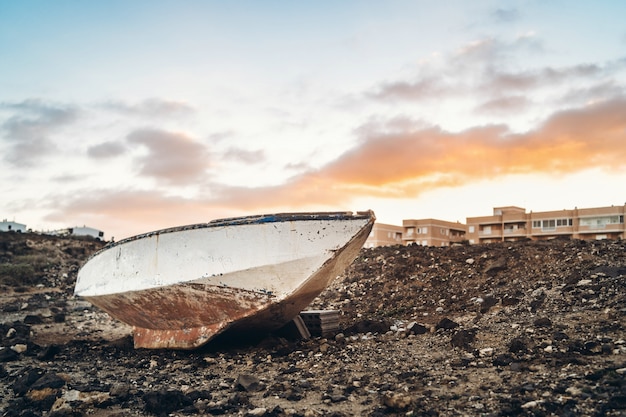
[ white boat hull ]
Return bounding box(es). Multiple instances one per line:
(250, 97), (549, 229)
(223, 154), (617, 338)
(75, 211), (375, 349)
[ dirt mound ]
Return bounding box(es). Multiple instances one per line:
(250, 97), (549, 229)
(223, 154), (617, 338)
(1, 233), (625, 416)
(313, 239), (626, 328)
(0, 232), (104, 292)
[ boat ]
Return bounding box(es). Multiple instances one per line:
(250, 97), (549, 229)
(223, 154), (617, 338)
(74, 210), (375, 349)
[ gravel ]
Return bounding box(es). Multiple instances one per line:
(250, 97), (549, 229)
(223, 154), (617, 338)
(1, 233), (625, 416)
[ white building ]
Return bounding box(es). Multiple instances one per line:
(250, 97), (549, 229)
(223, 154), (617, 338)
(0, 219), (27, 233)
(69, 226), (105, 240)
(53, 226), (105, 240)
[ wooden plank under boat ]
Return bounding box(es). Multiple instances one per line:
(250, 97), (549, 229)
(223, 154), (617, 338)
(74, 211), (375, 349)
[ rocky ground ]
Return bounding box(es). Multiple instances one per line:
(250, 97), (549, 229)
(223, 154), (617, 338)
(0, 232), (625, 416)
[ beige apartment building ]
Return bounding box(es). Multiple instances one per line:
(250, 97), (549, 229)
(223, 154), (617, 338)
(364, 222), (403, 248)
(365, 203), (626, 247)
(402, 218), (467, 246)
(466, 205), (626, 244)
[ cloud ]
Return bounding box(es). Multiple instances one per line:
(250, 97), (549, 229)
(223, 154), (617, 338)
(41, 188), (222, 238)
(475, 95), (532, 114)
(45, 189), (197, 219)
(41, 97), (626, 238)
(485, 64), (603, 93)
(222, 147), (265, 164)
(320, 97), (626, 189)
(207, 131), (236, 143)
(87, 141), (127, 159)
(211, 96), (626, 207)
(491, 8), (520, 23)
(367, 76), (454, 102)
(366, 36), (620, 107)
(126, 128), (212, 184)
(0, 99), (80, 166)
(52, 174), (86, 183)
(558, 80), (625, 104)
(102, 98), (194, 118)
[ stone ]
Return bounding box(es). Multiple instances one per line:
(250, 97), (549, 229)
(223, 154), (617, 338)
(483, 257), (507, 274)
(37, 345), (60, 361)
(521, 400), (543, 409)
(23, 315), (43, 325)
(246, 407), (267, 416)
(533, 317), (552, 328)
(237, 374), (265, 392)
(27, 387), (58, 402)
(479, 296), (499, 313)
(0, 348), (19, 362)
(30, 372), (66, 391)
(406, 322), (428, 335)
(501, 295), (520, 306)
(435, 318), (459, 330)
(12, 368), (46, 396)
(492, 354), (513, 367)
(508, 338), (528, 354)
(451, 329), (476, 350)
(479, 347), (494, 357)
(110, 383), (131, 398)
(382, 392), (413, 410)
(11, 344), (27, 354)
(143, 389), (194, 416)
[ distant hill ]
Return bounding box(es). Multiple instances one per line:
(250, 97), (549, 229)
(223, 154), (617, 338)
(0, 232), (105, 291)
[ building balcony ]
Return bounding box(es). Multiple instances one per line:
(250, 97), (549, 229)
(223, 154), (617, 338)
(479, 230), (502, 237)
(503, 228), (527, 236)
(578, 224), (625, 234)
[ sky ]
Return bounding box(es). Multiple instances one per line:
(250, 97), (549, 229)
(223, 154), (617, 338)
(1, 0), (626, 240)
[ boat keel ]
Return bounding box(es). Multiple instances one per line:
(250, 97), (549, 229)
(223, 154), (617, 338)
(133, 324), (224, 349)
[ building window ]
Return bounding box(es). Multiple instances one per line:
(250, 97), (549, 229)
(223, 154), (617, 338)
(406, 227), (414, 236)
(416, 227), (428, 234)
(543, 220), (556, 230)
(556, 218), (572, 227)
(533, 220), (556, 230)
(469, 226), (475, 233)
(482, 226), (492, 235)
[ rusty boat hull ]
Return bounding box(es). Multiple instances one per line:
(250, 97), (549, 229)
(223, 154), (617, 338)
(74, 211), (375, 349)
